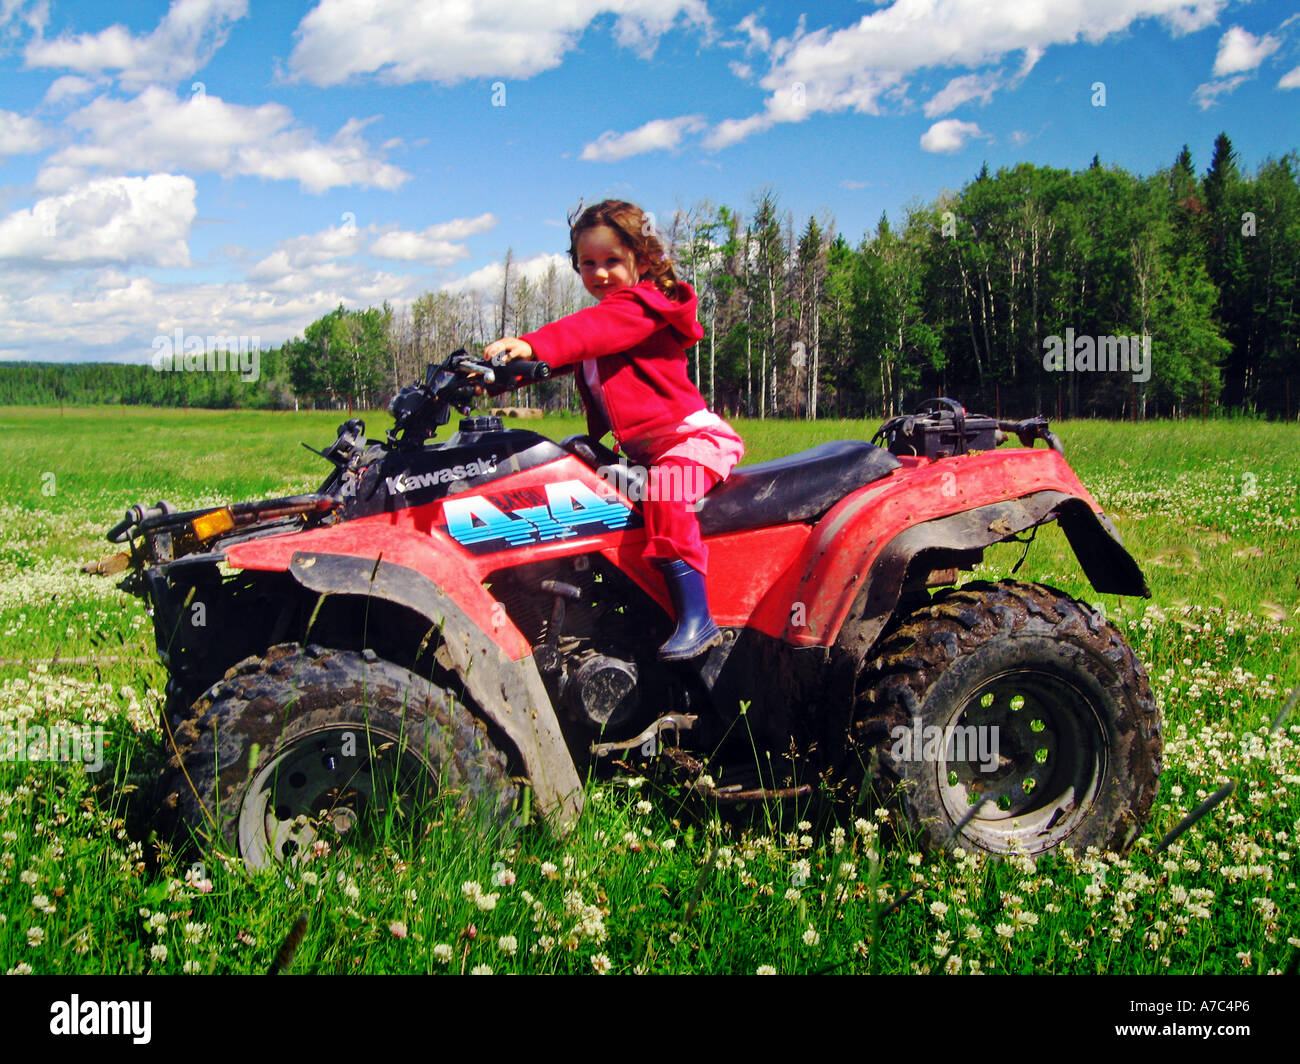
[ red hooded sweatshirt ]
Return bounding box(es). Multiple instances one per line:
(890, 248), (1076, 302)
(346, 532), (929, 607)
(521, 280), (707, 445)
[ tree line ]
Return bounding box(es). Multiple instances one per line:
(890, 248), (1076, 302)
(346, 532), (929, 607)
(3, 132), (1296, 420)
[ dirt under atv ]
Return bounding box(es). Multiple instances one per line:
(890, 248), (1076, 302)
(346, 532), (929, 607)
(88, 352), (1162, 867)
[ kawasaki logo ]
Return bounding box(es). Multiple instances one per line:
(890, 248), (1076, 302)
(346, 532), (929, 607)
(386, 455), (499, 494)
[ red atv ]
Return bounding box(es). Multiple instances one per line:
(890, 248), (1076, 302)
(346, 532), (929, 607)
(94, 351), (1161, 867)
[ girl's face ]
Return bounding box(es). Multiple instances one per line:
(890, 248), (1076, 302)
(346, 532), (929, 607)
(575, 225), (644, 300)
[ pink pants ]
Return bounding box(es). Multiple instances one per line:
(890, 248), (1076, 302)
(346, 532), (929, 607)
(622, 412), (744, 575)
(641, 458), (720, 574)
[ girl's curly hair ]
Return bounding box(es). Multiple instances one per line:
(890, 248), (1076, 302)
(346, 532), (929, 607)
(567, 199), (683, 300)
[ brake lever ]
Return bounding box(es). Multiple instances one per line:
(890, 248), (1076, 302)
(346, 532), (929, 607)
(453, 356), (496, 384)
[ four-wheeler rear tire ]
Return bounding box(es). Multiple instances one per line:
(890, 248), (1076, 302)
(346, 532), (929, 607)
(158, 644), (518, 869)
(850, 581), (1162, 856)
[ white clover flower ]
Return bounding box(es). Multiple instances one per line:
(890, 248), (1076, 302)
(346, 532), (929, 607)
(802, 926), (820, 947)
(183, 960), (202, 974)
(470, 964), (493, 975)
(591, 953), (612, 974)
(26, 927), (44, 947)
(497, 935), (517, 956)
(433, 944), (454, 964)
(929, 901), (949, 918)
(149, 943), (167, 963)
(755, 964), (777, 975)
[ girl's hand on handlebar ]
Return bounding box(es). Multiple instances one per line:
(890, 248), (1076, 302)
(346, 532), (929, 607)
(483, 337), (534, 364)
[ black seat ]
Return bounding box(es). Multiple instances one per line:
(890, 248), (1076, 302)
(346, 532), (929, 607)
(695, 441), (900, 535)
(561, 435), (900, 536)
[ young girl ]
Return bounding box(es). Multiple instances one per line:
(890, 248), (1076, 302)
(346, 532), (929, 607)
(484, 199), (744, 661)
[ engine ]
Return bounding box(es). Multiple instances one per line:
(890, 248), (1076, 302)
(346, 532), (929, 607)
(486, 557), (661, 734)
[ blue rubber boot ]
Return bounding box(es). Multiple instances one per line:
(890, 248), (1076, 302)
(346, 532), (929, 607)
(657, 559), (723, 661)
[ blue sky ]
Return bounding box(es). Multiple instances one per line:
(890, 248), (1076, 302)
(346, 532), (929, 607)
(1, 0), (1298, 364)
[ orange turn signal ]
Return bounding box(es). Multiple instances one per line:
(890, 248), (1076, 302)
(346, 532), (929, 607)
(191, 507), (236, 540)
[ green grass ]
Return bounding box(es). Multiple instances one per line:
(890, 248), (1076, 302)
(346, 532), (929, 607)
(0, 406), (1296, 974)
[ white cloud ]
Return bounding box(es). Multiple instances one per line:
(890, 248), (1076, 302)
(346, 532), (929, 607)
(246, 224), (366, 289)
(1194, 72), (1249, 109)
(581, 115), (706, 162)
(711, 0), (1241, 148)
(441, 252), (572, 297)
(24, 0), (248, 89)
(1280, 65), (1300, 89)
(0, 263), (426, 361)
(0, 174), (195, 267)
(0, 0), (49, 36)
(1162, 0), (1227, 34)
(43, 74), (105, 103)
(735, 13), (771, 54)
(705, 111), (780, 151)
(289, 0), (709, 86)
(0, 109), (44, 158)
(920, 118), (983, 154)
(924, 71), (1001, 117)
(370, 213), (497, 263)
(1211, 26), (1280, 76)
(38, 87), (409, 194)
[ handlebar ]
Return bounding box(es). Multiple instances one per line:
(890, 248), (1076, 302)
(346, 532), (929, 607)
(493, 358), (550, 384)
(387, 349), (550, 448)
(108, 500), (176, 543)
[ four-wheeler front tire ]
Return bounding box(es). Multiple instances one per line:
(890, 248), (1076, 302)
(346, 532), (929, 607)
(851, 581), (1162, 856)
(158, 644), (519, 869)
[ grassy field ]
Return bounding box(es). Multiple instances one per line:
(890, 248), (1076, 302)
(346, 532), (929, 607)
(0, 405), (1296, 975)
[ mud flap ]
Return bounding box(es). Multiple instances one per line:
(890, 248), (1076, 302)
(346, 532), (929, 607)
(839, 491), (1148, 665)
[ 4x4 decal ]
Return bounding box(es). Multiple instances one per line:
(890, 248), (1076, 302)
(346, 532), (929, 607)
(442, 479), (635, 553)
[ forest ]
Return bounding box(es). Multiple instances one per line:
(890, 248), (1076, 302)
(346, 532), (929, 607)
(3, 134), (1296, 421)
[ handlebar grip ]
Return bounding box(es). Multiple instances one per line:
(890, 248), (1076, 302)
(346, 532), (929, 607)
(107, 503), (150, 543)
(513, 360), (550, 381)
(107, 513), (136, 543)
